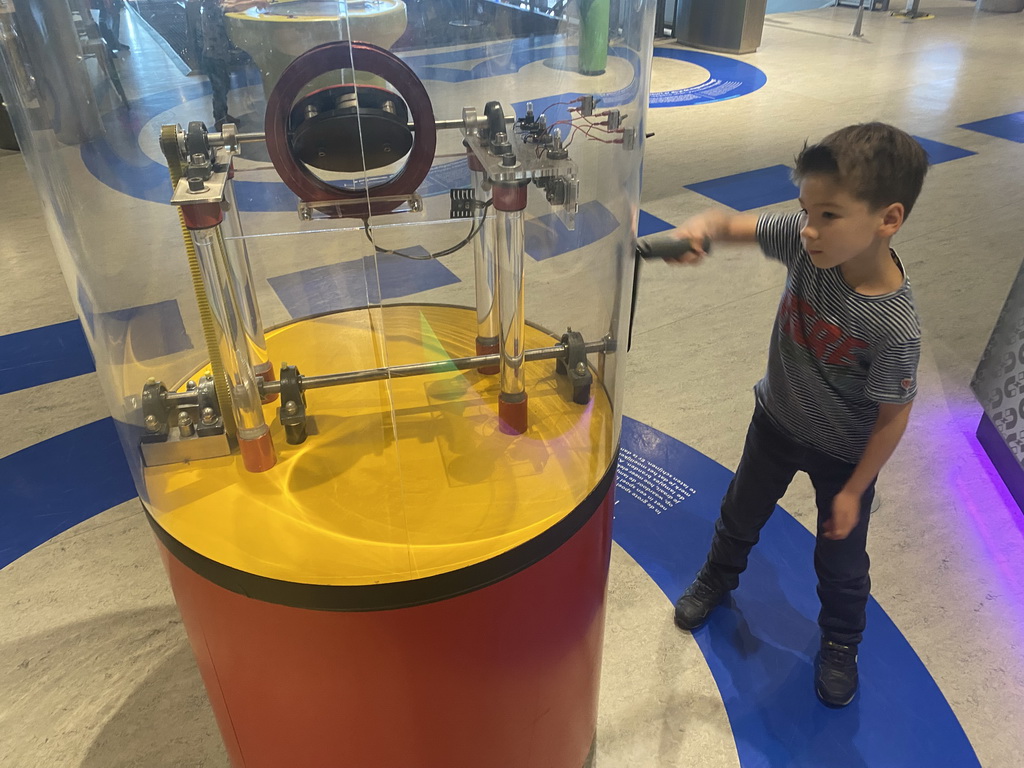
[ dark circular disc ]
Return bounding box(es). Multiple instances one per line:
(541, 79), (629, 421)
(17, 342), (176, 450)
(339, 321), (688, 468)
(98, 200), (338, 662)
(292, 111), (414, 172)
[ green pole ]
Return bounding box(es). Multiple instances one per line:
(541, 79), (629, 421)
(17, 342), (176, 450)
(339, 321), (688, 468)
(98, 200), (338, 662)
(578, 0), (610, 76)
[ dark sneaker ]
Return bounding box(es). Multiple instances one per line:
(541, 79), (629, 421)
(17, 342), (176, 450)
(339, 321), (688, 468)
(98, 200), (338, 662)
(815, 638), (859, 707)
(674, 577), (726, 631)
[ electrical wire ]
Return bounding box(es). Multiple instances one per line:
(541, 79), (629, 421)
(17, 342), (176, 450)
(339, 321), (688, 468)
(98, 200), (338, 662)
(363, 200), (493, 260)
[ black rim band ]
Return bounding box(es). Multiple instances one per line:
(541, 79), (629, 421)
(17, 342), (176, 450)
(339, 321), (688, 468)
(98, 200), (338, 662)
(146, 447), (619, 612)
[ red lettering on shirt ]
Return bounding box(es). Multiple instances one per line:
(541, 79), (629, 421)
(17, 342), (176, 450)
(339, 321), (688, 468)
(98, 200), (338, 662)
(778, 288), (867, 366)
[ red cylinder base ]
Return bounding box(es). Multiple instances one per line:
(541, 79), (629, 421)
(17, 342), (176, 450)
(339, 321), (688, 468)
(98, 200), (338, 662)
(155, 483), (615, 768)
(238, 431), (276, 473)
(476, 338), (500, 375)
(498, 393), (528, 434)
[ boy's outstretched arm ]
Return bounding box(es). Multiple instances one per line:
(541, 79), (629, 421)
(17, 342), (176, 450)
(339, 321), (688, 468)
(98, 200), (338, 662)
(824, 401), (914, 540)
(665, 209), (759, 265)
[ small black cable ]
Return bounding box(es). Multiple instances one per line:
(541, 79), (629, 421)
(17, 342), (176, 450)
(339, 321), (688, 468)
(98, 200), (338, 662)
(363, 200), (493, 260)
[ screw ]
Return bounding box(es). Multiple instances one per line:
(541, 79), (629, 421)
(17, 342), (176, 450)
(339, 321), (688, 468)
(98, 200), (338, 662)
(145, 414), (161, 432)
(574, 362), (587, 376)
(186, 380), (198, 390)
(201, 407), (216, 425)
(283, 400), (299, 416)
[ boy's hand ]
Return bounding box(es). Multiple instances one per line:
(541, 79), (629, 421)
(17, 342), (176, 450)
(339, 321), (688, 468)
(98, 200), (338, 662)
(664, 212), (722, 266)
(824, 490), (861, 540)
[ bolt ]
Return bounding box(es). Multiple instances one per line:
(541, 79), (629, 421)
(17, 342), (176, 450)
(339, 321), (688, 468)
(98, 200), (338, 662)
(186, 380), (198, 390)
(284, 400), (299, 416)
(145, 414), (161, 432)
(575, 361), (587, 376)
(177, 411), (196, 437)
(201, 407), (216, 425)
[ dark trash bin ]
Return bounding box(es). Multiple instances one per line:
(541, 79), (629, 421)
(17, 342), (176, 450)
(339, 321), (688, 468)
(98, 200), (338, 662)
(675, 0), (768, 54)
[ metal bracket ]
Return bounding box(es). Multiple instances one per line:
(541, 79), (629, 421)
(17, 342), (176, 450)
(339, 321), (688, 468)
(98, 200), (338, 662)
(555, 329), (593, 405)
(141, 379), (171, 443)
(139, 374), (230, 466)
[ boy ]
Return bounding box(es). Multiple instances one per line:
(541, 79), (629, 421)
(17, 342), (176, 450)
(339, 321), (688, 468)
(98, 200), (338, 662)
(666, 123), (927, 707)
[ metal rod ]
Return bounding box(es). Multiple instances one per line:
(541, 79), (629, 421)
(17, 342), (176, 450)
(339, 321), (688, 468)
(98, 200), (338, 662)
(264, 339), (608, 394)
(213, 116), (516, 146)
(164, 338), (610, 403)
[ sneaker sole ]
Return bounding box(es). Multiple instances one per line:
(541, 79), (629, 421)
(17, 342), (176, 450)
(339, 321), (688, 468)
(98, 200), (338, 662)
(815, 684), (856, 708)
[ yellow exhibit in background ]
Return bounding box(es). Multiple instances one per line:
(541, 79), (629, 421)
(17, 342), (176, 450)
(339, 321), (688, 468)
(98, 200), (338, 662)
(144, 305), (616, 587)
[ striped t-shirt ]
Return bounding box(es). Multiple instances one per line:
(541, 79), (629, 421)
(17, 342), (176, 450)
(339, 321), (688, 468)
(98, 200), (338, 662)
(754, 212), (921, 464)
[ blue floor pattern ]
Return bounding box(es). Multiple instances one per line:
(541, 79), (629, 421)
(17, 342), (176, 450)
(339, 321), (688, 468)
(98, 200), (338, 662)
(687, 136), (975, 210)
(959, 111), (1024, 143)
(686, 165), (799, 211)
(0, 320), (95, 395)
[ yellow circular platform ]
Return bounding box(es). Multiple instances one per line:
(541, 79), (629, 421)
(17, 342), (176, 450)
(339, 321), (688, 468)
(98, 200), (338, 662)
(144, 305), (615, 587)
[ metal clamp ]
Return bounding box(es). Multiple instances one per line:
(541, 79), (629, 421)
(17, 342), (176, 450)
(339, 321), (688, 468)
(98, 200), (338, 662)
(555, 329), (593, 405)
(278, 363), (308, 445)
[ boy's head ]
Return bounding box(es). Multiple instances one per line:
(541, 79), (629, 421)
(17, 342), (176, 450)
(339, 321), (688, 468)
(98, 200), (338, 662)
(794, 122), (929, 219)
(792, 123), (929, 269)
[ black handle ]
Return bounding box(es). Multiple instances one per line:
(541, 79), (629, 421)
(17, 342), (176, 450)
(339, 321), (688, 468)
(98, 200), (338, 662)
(636, 232), (712, 260)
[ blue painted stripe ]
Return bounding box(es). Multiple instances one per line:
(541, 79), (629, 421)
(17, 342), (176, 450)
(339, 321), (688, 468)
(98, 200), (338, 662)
(0, 418), (137, 570)
(75, 299), (193, 363)
(613, 417), (980, 768)
(0, 320), (95, 395)
(912, 135), (976, 165)
(686, 164), (799, 211)
(959, 111), (1024, 144)
(268, 251), (460, 319)
(650, 49), (767, 108)
(638, 210), (675, 237)
(524, 200), (620, 261)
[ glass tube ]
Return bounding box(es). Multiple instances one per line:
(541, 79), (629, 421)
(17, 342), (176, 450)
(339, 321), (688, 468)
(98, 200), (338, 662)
(190, 223), (275, 470)
(222, 180), (274, 387)
(471, 167), (499, 371)
(496, 207), (526, 402)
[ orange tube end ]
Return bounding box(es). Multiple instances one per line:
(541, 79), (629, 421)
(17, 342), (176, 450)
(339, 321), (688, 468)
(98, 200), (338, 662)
(257, 363), (279, 404)
(239, 431), (277, 473)
(498, 393), (528, 435)
(476, 339), (500, 375)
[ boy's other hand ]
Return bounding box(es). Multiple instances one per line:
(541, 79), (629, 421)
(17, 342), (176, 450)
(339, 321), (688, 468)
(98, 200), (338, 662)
(824, 490), (861, 540)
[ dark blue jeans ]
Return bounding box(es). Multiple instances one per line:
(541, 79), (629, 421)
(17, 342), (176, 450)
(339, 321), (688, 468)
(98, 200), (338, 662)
(700, 402), (876, 646)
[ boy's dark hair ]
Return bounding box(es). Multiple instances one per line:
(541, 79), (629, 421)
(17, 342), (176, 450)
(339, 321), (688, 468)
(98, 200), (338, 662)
(793, 122), (929, 219)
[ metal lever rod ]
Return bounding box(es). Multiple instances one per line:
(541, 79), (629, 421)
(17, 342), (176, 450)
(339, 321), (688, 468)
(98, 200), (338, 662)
(163, 338), (610, 404)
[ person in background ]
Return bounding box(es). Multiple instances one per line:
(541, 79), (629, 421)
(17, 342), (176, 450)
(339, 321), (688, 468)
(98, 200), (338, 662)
(97, 0), (129, 55)
(199, 0), (265, 129)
